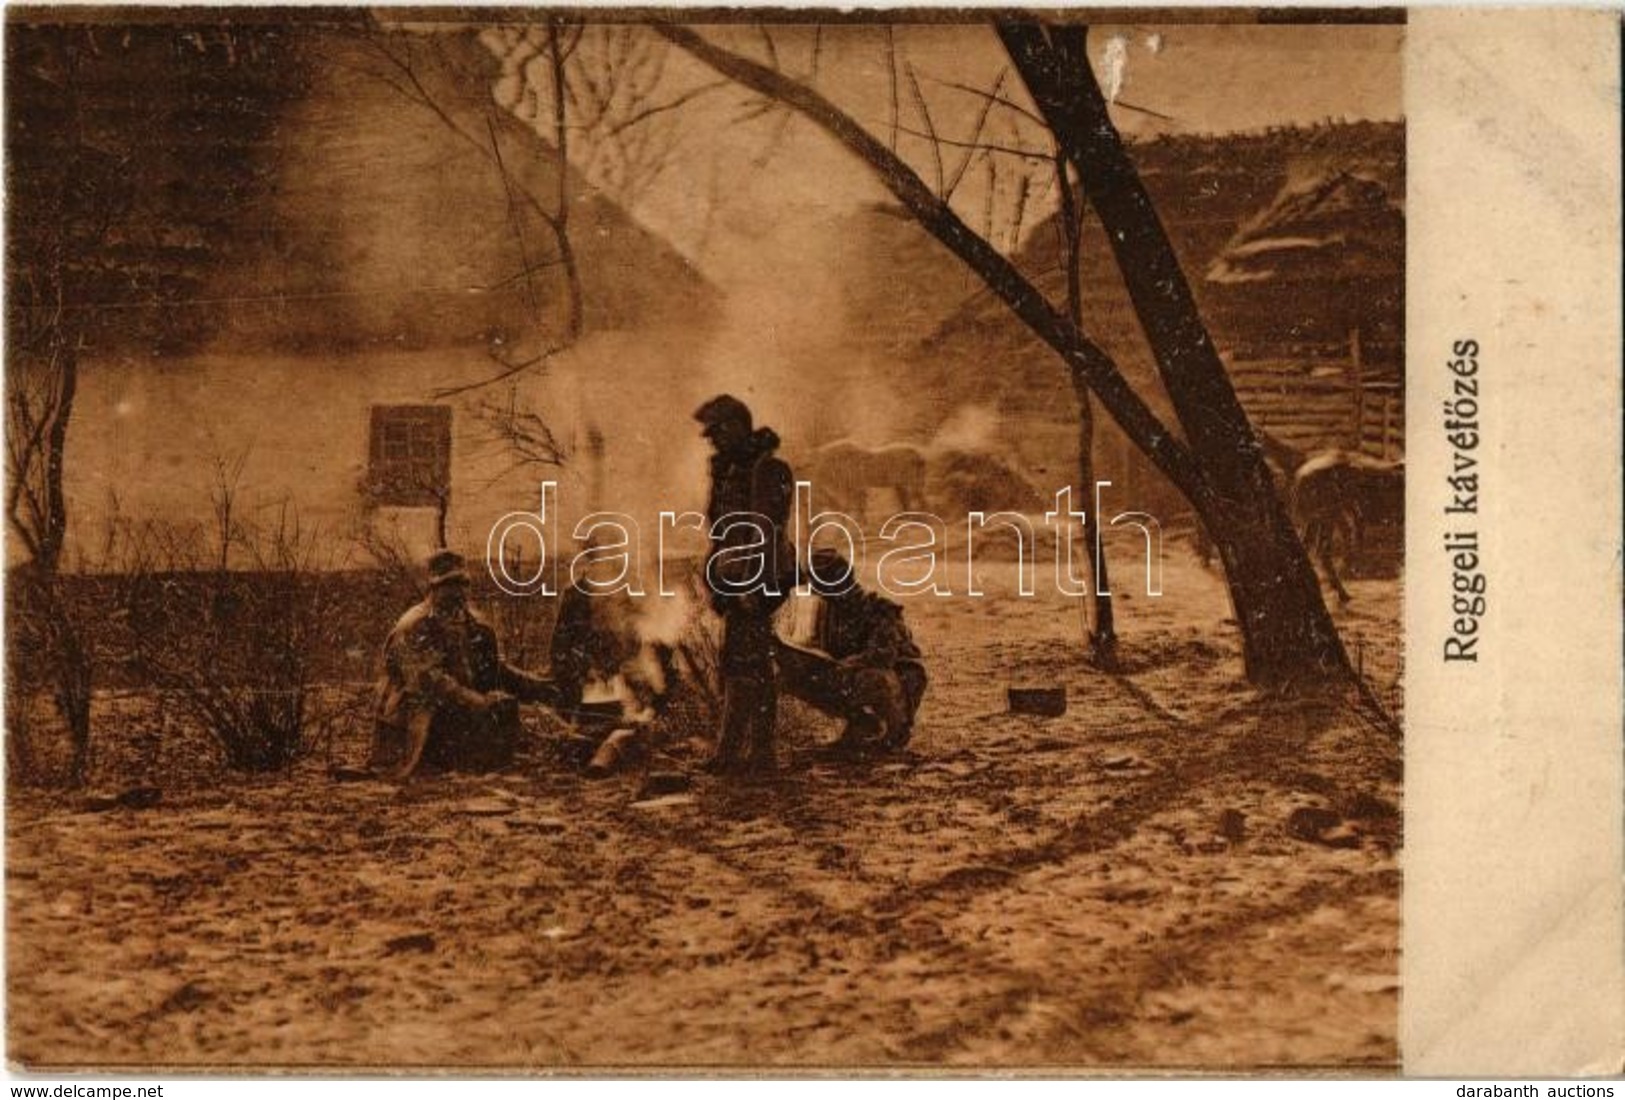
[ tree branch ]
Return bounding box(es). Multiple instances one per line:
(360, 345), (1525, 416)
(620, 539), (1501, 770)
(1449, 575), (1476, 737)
(944, 69), (1007, 200)
(430, 343), (567, 401)
(881, 120), (1051, 162)
(606, 78), (728, 137)
(903, 63), (945, 197)
(884, 26), (900, 153)
(652, 23), (1205, 503)
(998, 21), (1249, 469)
(927, 76), (1048, 128)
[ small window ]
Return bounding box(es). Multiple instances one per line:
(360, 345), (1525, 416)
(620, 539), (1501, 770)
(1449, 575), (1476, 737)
(367, 405), (451, 507)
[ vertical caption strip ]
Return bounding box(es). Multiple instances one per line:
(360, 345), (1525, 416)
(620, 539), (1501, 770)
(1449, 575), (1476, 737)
(1403, 8), (1623, 1076)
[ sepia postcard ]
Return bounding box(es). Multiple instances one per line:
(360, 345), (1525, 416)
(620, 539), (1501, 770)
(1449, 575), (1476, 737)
(3, 5), (1619, 1077)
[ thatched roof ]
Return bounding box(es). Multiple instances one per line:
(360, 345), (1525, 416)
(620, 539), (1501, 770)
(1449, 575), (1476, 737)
(5, 18), (719, 356)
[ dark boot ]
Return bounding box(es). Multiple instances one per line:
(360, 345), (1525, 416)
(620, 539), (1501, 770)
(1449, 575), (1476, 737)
(711, 607), (778, 776)
(830, 710), (882, 757)
(741, 676), (781, 774)
(887, 663), (929, 750)
(708, 683), (754, 773)
(846, 668), (909, 753)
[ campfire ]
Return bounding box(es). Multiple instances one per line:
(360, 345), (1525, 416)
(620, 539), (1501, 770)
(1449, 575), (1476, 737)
(544, 571), (721, 775)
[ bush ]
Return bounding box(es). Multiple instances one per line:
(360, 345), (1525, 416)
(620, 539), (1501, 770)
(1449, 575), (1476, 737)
(105, 496), (346, 774)
(6, 567), (94, 787)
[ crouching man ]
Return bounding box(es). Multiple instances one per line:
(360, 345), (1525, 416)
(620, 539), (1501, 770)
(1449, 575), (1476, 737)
(371, 549), (561, 778)
(777, 549), (927, 755)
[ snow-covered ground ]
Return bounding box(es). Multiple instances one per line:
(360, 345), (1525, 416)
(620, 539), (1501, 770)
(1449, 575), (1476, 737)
(8, 556), (1401, 1069)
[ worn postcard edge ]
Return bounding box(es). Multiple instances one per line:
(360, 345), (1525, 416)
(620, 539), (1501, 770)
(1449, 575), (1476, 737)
(1401, 7), (1624, 1078)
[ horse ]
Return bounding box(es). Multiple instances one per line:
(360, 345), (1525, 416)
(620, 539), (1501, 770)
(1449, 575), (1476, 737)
(1287, 450), (1404, 604)
(801, 439), (929, 519)
(1190, 428), (1403, 604)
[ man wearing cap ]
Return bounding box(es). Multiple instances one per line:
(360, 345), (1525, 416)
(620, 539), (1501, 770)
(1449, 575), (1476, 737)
(371, 549), (561, 778)
(777, 547), (927, 755)
(694, 394), (795, 774)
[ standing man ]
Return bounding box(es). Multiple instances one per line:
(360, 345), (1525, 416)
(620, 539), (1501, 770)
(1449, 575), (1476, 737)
(372, 549), (561, 779)
(694, 394), (795, 775)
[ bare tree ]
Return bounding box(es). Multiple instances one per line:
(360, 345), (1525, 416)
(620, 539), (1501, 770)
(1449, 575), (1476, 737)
(7, 20), (317, 781)
(350, 25), (583, 388)
(346, 22), (588, 547)
(1051, 150), (1118, 667)
(469, 381), (571, 482)
(362, 18), (726, 393)
(492, 23), (723, 211)
(655, 21), (1355, 692)
(356, 19), (724, 541)
(903, 63), (1121, 665)
(998, 22), (1351, 690)
(5, 27), (124, 783)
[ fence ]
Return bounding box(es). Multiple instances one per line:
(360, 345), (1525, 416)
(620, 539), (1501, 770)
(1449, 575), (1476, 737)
(1226, 329), (1404, 461)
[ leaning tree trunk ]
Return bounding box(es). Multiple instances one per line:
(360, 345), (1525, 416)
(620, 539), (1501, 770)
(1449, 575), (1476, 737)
(1190, 485), (1347, 688)
(1001, 22), (1350, 689)
(657, 22), (1351, 691)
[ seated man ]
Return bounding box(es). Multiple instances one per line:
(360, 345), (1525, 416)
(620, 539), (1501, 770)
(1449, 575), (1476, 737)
(776, 548), (927, 754)
(371, 549), (560, 778)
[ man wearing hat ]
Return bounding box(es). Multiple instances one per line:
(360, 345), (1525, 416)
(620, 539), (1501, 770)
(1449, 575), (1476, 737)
(694, 393), (795, 774)
(777, 547), (927, 755)
(371, 549), (561, 778)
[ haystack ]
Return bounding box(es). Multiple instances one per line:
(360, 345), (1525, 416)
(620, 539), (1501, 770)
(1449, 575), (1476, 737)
(927, 448), (1047, 515)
